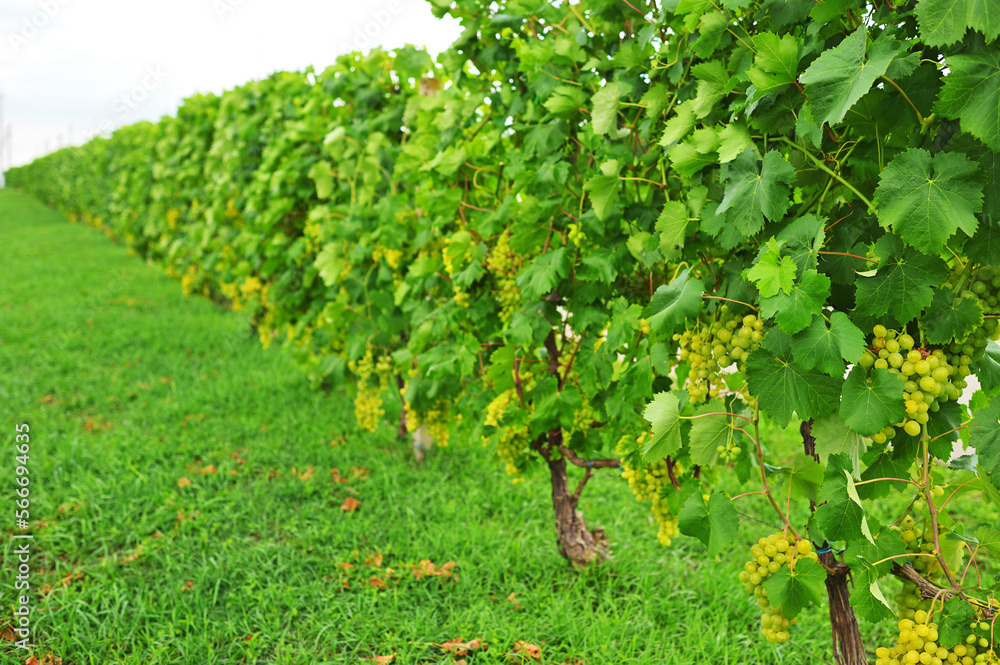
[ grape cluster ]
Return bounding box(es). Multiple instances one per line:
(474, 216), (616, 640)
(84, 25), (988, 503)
(486, 230), (521, 324)
(616, 434), (680, 546)
(737, 533), (818, 643)
(349, 347), (384, 433)
(859, 325), (963, 440)
(875, 614), (997, 665)
(484, 388), (531, 479)
(442, 236), (471, 308)
(946, 265), (1000, 364)
(674, 306), (765, 404)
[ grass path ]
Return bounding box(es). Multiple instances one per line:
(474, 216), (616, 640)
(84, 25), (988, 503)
(0, 190), (836, 664)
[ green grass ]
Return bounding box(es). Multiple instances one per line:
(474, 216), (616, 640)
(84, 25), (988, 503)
(0, 188), (855, 665)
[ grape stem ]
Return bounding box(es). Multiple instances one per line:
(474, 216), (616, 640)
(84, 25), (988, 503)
(730, 490), (766, 501)
(751, 405), (800, 539)
(960, 543), (981, 587)
(817, 250), (878, 264)
(679, 410), (754, 423)
(852, 477), (919, 487)
(921, 426), (962, 594)
(871, 552), (937, 567)
(700, 294), (758, 311)
(937, 477), (979, 511)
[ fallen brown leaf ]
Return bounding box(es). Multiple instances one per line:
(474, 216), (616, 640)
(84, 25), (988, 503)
(177, 477), (192, 488)
(341, 497), (361, 512)
(512, 641), (542, 660)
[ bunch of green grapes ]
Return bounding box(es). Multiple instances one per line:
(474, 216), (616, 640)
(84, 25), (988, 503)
(349, 347), (384, 432)
(860, 325), (963, 439)
(616, 433), (680, 546)
(442, 236), (471, 308)
(484, 387), (533, 479)
(875, 613), (997, 665)
(486, 230), (521, 324)
(737, 533), (818, 643)
(674, 306), (765, 404)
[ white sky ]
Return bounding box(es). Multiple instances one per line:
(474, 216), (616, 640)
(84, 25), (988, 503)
(0, 0), (463, 167)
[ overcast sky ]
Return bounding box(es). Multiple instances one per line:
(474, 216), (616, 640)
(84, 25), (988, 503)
(0, 0), (463, 167)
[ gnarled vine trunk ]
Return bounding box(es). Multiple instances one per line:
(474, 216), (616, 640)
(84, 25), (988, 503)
(545, 451), (608, 567)
(821, 552), (867, 665)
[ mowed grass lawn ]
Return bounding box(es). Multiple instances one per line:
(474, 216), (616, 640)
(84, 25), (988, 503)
(0, 189), (843, 665)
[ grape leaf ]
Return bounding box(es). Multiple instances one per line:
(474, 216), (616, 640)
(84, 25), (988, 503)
(762, 558), (825, 619)
(716, 149), (796, 238)
(976, 525), (1000, 557)
(643, 392), (685, 463)
(811, 414), (865, 470)
(592, 82), (627, 135)
(583, 160), (622, 220)
(659, 104), (697, 146)
(848, 557), (897, 622)
(874, 148), (984, 254)
(677, 491), (740, 557)
(936, 51), (1000, 152)
(840, 366), (905, 437)
(777, 455), (823, 501)
(759, 269), (831, 334)
(517, 247), (570, 300)
(798, 28), (901, 127)
(747, 32), (802, 97)
(856, 526), (909, 577)
(915, 0), (1000, 47)
(544, 85), (588, 116)
(937, 597), (978, 648)
(747, 238), (797, 297)
(854, 234), (948, 326)
(776, 214), (826, 273)
(792, 312), (866, 376)
(974, 339), (1000, 393)
(689, 405), (744, 466)
(922, 289), (984, 345)
(948, 134), (1000, 221)
(718, 123), (755, 163)
(745, 332), (840, 427)
(646, 268), (704, 337)
(967, 216), (1000, 266)
(815, 460), (868, 542)
(968, 394), (1000, 480)
(308, 161), (334, 199)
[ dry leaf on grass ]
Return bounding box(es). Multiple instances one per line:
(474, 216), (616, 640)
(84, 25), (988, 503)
(434, 637), (484, 656)
(511, 641), (542, 660)
(177, 477), (192, 488)
(341, 497), (361, 512)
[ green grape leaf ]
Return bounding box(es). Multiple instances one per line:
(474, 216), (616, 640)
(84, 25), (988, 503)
(716, 149), (796, 238)
(308, 161), (334, 199)
(976, 525), (1000, 557)
(592, 82), (627, 135)
(747, 238), (797, 297)
(937, 597), (978, 648)
(966, 216), (1000, 266)
(840, 366), (905, 437)
(677, 491), (740, 557)
(792, 312), (866, 376)
(745, 333), (840, 427)
(777, 455), (823, 501)
(656, 201), (689, 262)
(643, 391), (684, 463)
(315, 243), (346, 286)
(936, 51), (1000, 152)
(854, 234), (949, 327)
(544, 85), (588, 116)
(762, 558), (825, 619)
(975, 340), (1000, 394)
(968, 394), (1000, 480)
(776, 214), (826, 273)
(922, 289), (985, 345)
(914, 0), (1000, 46)
(798, 28), (901, 127)
(815, 461), (868, 543)
(848, 558), (897, 622)
(718, 123), (755, 163)
(856, 526), (909, 578)
(517, 247), (570, 300)
(759, 269), (831, 334)
(583, 160), (622, 220)
(747, 32), (802, 96)
(811, 414), (865, 471)
(647, 268), (704, 337)
(688, 405), (744, 466)
(659, 104), (697, 146)
(874, 148), (984, 253)
(965, 0), (1000, 41)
